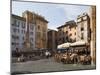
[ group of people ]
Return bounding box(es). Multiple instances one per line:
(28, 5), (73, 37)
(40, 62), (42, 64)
(54, 48), (91, 65)
(14, 47), (91, 64)
(16, 50), (52, 62)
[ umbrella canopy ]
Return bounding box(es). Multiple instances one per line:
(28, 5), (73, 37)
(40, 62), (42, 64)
(70, 40), (86, 46)
(57, 42), (71, 49)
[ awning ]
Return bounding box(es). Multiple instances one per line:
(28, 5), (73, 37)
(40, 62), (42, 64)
(57, 42), (71, 49)
(57, 41), (87, 49)
(70, 40), (86, 46)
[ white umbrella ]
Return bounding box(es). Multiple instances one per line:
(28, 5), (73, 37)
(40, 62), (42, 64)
(57, 42), (71, 49)
(71, 40), (86, 46)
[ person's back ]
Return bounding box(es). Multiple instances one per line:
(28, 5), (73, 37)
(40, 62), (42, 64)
(45, 51), (48, 56)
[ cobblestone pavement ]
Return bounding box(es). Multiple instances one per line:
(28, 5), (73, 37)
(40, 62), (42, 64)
(11, 57), (96, 74)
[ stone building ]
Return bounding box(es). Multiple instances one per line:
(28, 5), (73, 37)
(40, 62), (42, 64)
(88, 6), (96, 65)
(57, 20), (77, 45)
(22, 11), (48, 49)
(47, 29), (57, 50)
(11, 14), (36, 51)
(76, 13), (91, 44)
(11, 10), (48, 51)
(32, 12), (48, 49)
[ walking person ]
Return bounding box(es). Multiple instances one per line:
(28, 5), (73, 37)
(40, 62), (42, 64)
(45, 50), (49, 58)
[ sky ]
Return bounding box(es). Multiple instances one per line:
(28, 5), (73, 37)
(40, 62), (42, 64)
(12, 1), (90, 30)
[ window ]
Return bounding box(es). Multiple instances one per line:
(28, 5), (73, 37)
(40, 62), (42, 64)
(12, 42), (15, 45)
(69, 34), (72, 36)
(75, 32), (76, 35)
(59, 29), (61, 31)
(13, 29), (19, 33)
(58, 32), (61, 36)
(24, 30), (25, 34)
(69, 27), (71, 31)
(81, 27), (84, 31)
(17, 29), (20, 33)
(43, 26), (46, 32)
(66, 36), (68, 40)
(18, 21), (20, 25)
(38, 25), (40, 30)
(30, 38), (33, 42)
(22, 22), (25, 28)
(21, 30), (25, 34)
(16, 43), (19, 45)
(12, 24), (14, 26)
(22, 42), (24, 45)
(12, 35), (19, 40)
(81, 33), (84, 39)
(74, 38), (76, 42)
(17, 21), (20, 27)
(22, 36), (24, 40)
(30, 25), (34, 30)
(21, 30), (23, 33)
(16, 36), (19, 40)
(12, 35), (16, 39)
(30, 32), (33, 35)
(13, 20), (18, 27)
(66, 31), (68, 34)
(14, 20), (17, 25)
(13, 28), (17, 33)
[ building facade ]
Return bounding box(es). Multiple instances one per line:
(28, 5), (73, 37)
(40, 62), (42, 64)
(76, 13), (91, 43)
(22, 11), (48, 49)
(89, 6), (96, 65)
(11, 14), (35, 51)
(11, 10), (48, 51)
(34, 13), (48, 49)
(57, 20), (77, 45)
(47, 29), (57, 50)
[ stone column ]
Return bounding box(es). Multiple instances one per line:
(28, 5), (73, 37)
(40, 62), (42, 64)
(24, 11), (31, 48)
(90, 6), (96, 65)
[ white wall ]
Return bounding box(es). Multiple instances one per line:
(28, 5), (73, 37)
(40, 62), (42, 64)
(11, 16), (36, 51)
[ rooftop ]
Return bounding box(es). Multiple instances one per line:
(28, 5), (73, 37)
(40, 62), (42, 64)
(12, 14), (25, 21)
(23, 10), (48, 23)
(77, 12), (88, 19)
(57, 20), (77, 29)
(12, 10), (49, 23)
